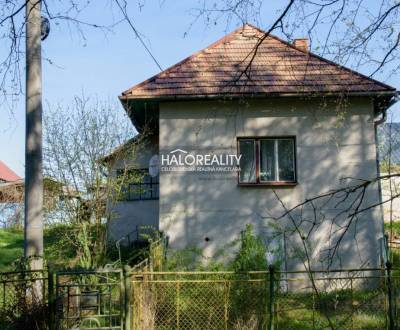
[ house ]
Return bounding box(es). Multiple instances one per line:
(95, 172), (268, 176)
(106, 24), (397, 270)
(0, 161), (23, 226)
(0, 161), (22, 203)
(0, 161), (80, 226)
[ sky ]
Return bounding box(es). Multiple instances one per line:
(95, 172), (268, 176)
(0, 0), (399, 177)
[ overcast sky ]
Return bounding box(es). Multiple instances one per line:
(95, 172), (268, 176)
(1, 0), (398, 177)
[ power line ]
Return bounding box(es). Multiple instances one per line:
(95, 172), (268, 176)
(114, 0), (163, 71)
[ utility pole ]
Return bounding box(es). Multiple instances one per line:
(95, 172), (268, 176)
(24, 0), (43, 271)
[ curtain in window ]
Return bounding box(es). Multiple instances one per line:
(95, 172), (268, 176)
(278, 139), (295, 181)
(260, 139), (276, 181)
(239, 140), (256, 182)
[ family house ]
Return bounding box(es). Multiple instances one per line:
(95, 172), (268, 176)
(106, 24), (397, 270)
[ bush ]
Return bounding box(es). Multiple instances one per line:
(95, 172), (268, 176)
(232, 224), (267, 272)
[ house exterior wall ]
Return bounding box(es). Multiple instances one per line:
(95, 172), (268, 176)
(158, 97), (385, 270)
(107, 137), (159, 241)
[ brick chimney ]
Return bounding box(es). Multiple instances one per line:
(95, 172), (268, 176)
(293, 38), (309, 52)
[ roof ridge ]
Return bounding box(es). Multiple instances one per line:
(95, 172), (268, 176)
(240, 23), (395, 91)
(120, 24), (396, 99)
(121, 25), (249, 97)
(267, 33), (396, 92)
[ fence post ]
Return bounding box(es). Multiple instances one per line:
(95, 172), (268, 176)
(176, 281), (180, 330)
(123, 265), (131, 330)
(386, 261), (395, 330)
(268, 265), (275, 330)
(224, 280), (229, 330)
(47, 266), (55, 330)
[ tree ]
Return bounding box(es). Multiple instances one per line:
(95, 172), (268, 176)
(191, 0), (400, 78)
(1, 1), (399, 109)
(43, 96), (139, 268)
(1, 1), (161, 269)
(0, 0), (398, 275)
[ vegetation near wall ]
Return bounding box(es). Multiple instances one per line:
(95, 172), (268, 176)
(0, 225), (400, 329)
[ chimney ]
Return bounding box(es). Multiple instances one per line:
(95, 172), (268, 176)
(293, 38), (309, 52)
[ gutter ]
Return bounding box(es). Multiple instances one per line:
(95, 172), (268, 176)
(374, 92), (399, 125)
(119, 90), (398, 103)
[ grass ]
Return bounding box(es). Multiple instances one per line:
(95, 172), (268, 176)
(0, 224), (151, 272)
(0, 226), (394, 330)
(384, 221), (400, 237)
(133, 280), (388, 330)
(0, 225), (78, 271)
(0, 228), (24, 270)
(384, 222), (400, 270)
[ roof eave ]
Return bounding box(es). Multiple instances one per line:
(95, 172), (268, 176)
(119, 90), (398, 103)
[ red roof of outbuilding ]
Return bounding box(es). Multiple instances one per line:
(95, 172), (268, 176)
(0, 161), (22, 182)
(121, 24), (396, 100)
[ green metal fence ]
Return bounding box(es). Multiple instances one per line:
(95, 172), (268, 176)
(55, 269), (124, 330)
(275, 268), (389, 329)
(0, 262), (399, 329)
(0, 270), (49, 329)
(0, 236), (166, 329)
(130, 271), (268, 330)
(129, 267), (398, 330)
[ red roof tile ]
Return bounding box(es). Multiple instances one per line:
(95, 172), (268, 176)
(121, 24), (395, 100)
(0, 161), (21, 182)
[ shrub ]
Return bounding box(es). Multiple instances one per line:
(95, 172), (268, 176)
(232, 224), (267, 272)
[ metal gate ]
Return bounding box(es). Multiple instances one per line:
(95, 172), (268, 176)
(55, 269), (124, 330)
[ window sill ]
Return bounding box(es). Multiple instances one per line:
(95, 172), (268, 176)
(238, 182), (298, 187)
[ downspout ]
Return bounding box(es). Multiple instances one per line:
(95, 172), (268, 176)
(374, 95), (398, 265)
(374, 108), (387, 266)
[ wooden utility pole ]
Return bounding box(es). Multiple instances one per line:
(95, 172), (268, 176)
(24, 0), (44, 270)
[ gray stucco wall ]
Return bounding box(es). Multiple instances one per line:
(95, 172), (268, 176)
(159, 97), (385, 270)
(107, 136), (159, 241)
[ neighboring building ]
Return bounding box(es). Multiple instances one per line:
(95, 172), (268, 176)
(0, 161), (80, 226)
(107, 24), (398, 270)
(0, 160), (21, 184)
(0, 161), (23, 226)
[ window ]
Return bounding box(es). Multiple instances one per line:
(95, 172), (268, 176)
(238, 137), (296, 185)
(117, 169), (159, 200)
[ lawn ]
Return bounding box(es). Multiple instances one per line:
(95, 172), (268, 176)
(0, 225), (78, 271)
(0, 228), (24, 270)
(0, 224), (149, 272)
(384, 222), (400, 270)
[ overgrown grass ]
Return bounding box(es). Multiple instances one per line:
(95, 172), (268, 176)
(134, 277), (387, 330)
(0, 225), (78, 271)
(0, 228), (24, 270)
(384, 222), (400, 269)
(384, 221), (400, 237)
(0, 224), (151, 271)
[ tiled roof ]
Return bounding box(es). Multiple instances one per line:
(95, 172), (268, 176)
(121, 24), (395, 100)
(0, 161), (21, 182)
